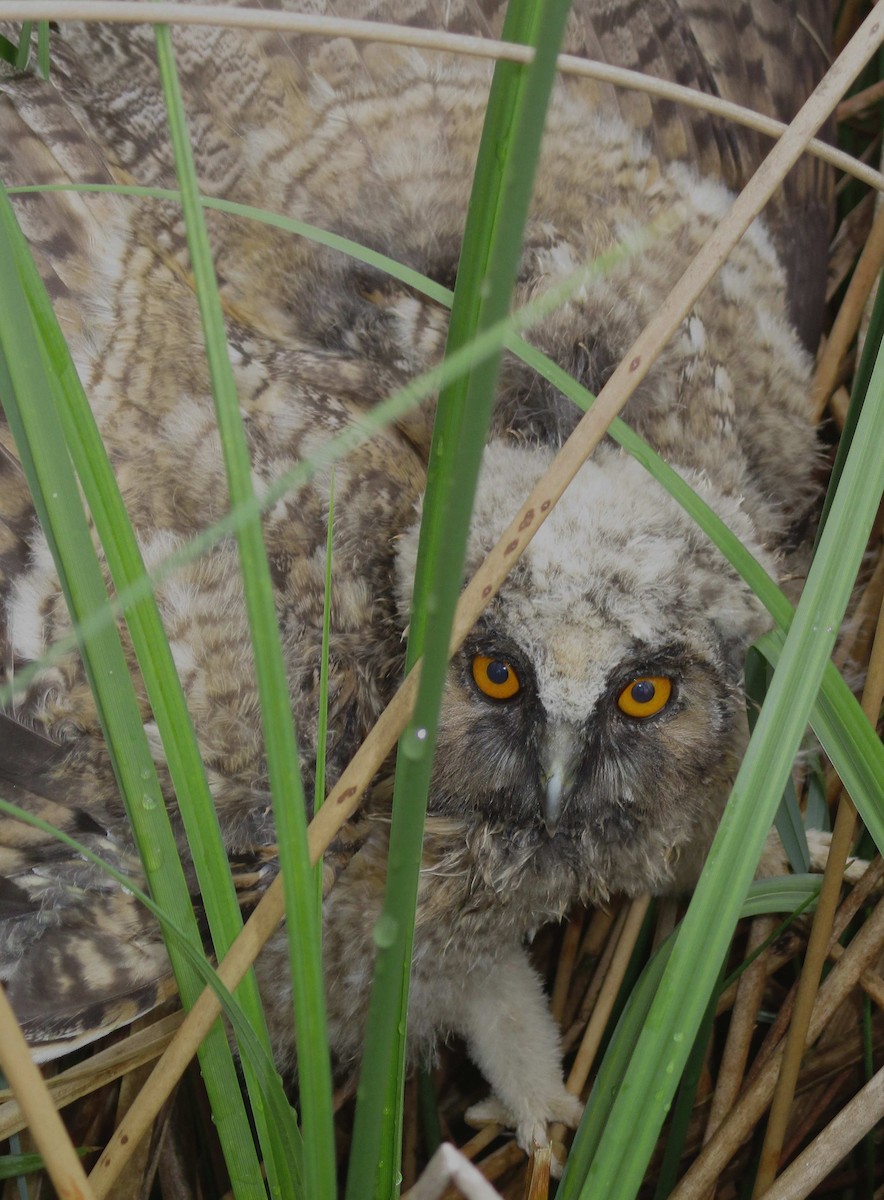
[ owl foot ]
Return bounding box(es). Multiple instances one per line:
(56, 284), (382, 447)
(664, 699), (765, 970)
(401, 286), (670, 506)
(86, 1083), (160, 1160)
(759, 828), (877, 886)
(805, 829), (875, 886)
(465, 1089), (583, 1176)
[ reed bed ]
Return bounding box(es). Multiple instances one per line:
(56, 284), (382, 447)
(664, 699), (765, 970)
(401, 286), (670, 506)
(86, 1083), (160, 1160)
(0, 3), (882, 1198)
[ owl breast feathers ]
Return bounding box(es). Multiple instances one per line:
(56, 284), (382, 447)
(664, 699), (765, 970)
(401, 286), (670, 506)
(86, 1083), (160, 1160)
(0, 0), (830, 1154)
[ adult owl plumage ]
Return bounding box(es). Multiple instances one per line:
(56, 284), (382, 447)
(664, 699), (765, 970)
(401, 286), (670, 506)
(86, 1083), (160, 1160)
(0, 0), (832, 1159)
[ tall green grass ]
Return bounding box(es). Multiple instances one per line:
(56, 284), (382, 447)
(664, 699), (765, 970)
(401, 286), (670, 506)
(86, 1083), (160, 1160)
(0, 7), (882, 1200)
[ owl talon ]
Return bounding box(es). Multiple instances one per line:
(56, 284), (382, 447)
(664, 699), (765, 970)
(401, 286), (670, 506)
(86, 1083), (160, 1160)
(465, 1091), (583, 1160)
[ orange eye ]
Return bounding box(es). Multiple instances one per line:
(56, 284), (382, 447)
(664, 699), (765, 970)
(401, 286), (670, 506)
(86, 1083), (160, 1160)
(471, 654), (521, 701)
(617, 676), (672, 718)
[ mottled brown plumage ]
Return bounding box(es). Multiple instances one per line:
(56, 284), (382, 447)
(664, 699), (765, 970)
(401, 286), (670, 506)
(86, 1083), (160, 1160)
(0, 0), (831, 1151)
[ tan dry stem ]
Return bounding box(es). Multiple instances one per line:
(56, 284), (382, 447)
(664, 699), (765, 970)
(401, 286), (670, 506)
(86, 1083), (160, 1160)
(834, 545), (884, 670)
(551, 909), (585, 1025)
(751, 801), (860, 1196)
(458, 1123), (502, 1164)
(669, 892), (884, 1200)
(757, 1063), (884, 1200)
(837, 77), (884, 119)
(563, 903), (627, 1052)
(752, 583), (884, 1196)
(704, 917), (777, 1148)
(526, 1146), (552, 1200)
(0, 984), (97, 1200)
(82, 5), (884, 1191)
(827, 946), (884, 1009)
(0, 5), (881, 193)
(566, 895), (651, 1098)
(0, 1011), (182, 1141)
(812, 201), (884, 420)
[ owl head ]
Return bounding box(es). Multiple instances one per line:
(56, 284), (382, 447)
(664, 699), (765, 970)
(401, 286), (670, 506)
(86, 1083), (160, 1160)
(396, 440), (777, 910)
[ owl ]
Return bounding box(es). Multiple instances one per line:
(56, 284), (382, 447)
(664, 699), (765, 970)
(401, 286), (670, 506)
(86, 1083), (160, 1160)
(0, 0), (832, 1159)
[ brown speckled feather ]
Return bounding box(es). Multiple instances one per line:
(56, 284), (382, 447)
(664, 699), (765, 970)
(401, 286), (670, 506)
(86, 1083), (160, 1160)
(0, 0), (832, 1148)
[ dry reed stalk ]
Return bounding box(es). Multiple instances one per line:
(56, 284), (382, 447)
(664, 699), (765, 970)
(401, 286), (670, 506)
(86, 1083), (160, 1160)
(651, 898), (680, 953)
(80, 10), (884, 1187)
(827, 947), (884, 1007)
(757, 1063), (884, 1200)
(566, 895), (651, 1098)
(550, 910), (585, 1024)
(563, 903), (628, 1052)
(0, 4), (881, 192)
(748, 853), (884, 1083)
(781, 1068), (858, 1166)
(404, 1144), (504, 1200)
(458, 1124), (502, 1164)
(0, 1012), (182, 1141)
(834, 546), (884, 671)
(456, 1142), (523, 1197)
(837, 77), (884, 119)
(668, 892), (884, 1200)
(715, 932), (807, 1019)
(525, 1147), (551, 1199)
(0, 984), (97, 1200)
(751, 803), (862, 1194)
(704, 917), (777, 1150)
(812, 203), (884, 420)
(559, 905), (618, 1031)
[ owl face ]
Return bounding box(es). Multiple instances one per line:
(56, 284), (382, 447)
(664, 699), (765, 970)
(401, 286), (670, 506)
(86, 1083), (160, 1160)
(397, 440), (776, 904)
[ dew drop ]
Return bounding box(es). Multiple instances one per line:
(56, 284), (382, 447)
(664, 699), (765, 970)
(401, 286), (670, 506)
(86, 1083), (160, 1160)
(142, 793), (158, 811)
(401, 727), (428, 760)
(140, 767), (152, 781)
(372, 914), (398, 948)
(672, 1032), (684, 1044)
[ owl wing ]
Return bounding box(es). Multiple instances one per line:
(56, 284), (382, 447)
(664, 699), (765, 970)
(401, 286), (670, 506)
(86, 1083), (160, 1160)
(0, 0), (832, 1055)
(558, 0), (834, 347)
(0, 714), (178, 1061)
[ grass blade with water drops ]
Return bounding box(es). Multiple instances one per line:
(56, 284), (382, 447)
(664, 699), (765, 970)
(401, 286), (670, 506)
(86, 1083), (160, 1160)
(152, 21), (333, 1195)
(560, 331), (884, 1200)
(344, 3), (573, 1195)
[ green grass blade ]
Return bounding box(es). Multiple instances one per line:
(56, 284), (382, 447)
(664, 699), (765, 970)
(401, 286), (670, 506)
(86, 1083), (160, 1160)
(314, 469), (335, 922)
(36, 21), (50, 79)
(345, 4), (573, 1196)
(652, 963), (724, 1200)
(745, 648), (809, 873)
(12, 22), (30, 70)
(560, 331), (884, 1200)
(1, 177), (300, 1193)
(755, 630), (884, 854)
(152, 22), (333, 1197)
(569, 881), (818, 1179)
(0, 188), (267, 1199)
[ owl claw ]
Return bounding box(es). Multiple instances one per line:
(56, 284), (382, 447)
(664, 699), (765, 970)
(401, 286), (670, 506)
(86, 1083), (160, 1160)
(464, 1091), (584, 1176)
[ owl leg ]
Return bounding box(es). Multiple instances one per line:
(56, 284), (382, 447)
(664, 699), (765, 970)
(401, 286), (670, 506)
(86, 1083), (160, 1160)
(458, 946), (582, 1160)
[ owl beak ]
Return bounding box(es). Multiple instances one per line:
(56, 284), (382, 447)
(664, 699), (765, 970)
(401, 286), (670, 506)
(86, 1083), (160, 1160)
(544, 771), (566, 836)
(541, 725), (579, 836)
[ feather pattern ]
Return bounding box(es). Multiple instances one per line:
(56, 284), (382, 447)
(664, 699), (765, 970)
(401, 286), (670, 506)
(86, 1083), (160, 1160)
(0, 0), (831, 1149)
